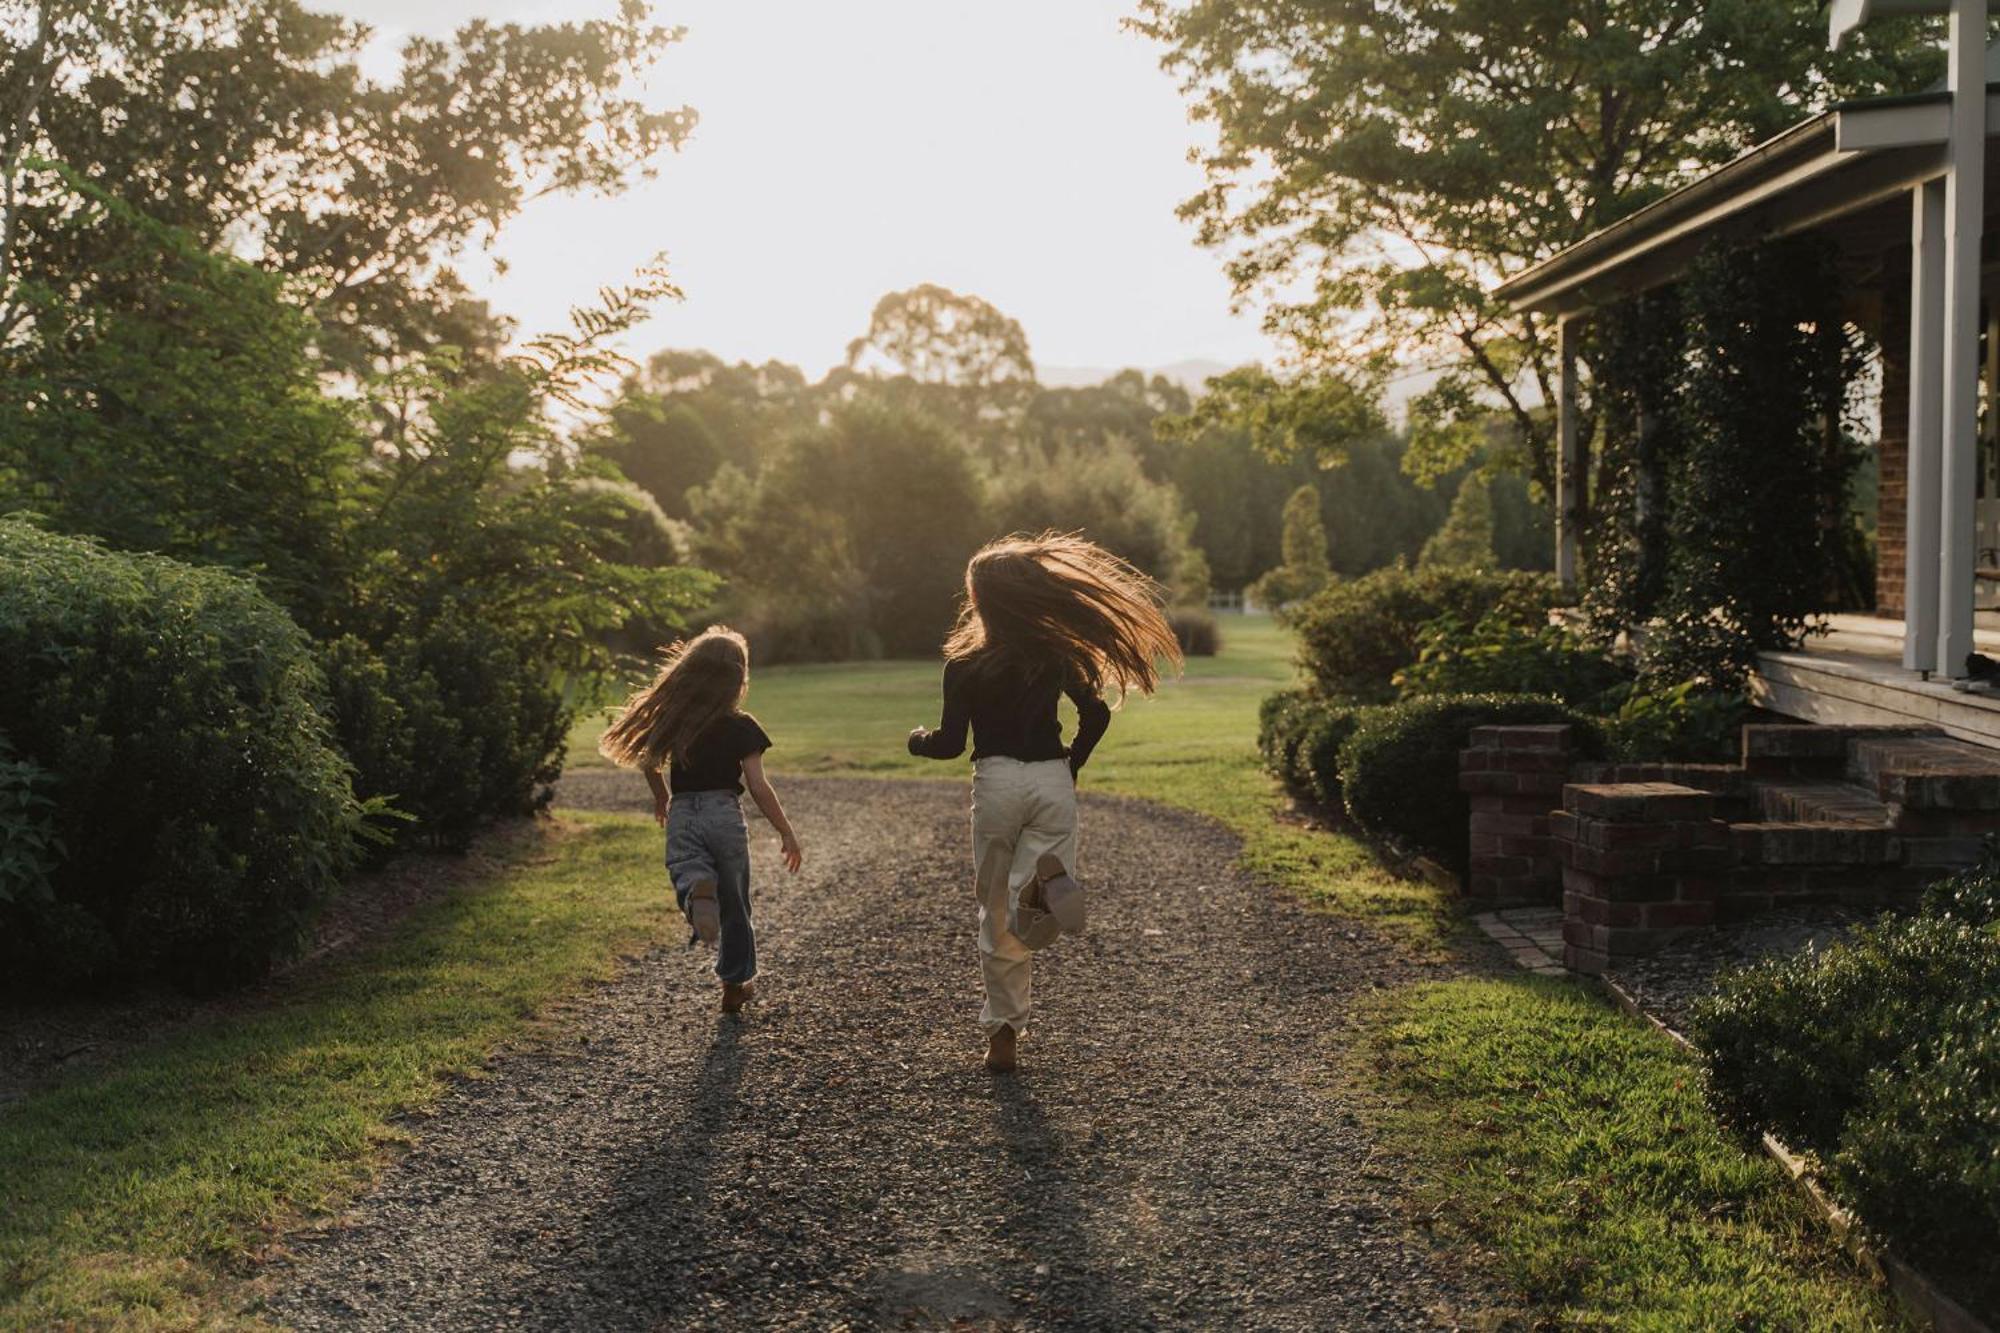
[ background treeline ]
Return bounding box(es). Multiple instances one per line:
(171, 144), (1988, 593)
(593, 300), (1553, 663)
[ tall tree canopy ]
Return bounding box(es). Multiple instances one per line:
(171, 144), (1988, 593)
(845, 283), (1036, 388)
(1132, 0), (1938, 491)
(0, 0), (693, 366)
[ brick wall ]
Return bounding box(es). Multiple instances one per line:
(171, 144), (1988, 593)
(1877, 249), (1911, 618)
(1458, 724), (1571, 904)
(1551, 783), (1728, 975)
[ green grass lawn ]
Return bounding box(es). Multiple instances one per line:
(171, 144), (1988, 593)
(1372, 977), (1904, 1331)
(572, 614), (1449, 940)
(0, 817), (669, 1330)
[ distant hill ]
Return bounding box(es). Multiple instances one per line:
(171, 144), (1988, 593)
(1037, 359), (1240, 393)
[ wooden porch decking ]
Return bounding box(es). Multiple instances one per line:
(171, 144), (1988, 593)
(1752, 613), (2000, 748)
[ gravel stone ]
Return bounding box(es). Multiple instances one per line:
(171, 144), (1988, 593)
(261, 773), (1502, 1329)
(1605, 904), (1871, 1034)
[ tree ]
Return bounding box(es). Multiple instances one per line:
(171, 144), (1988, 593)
(986, 440), (1204, 598)
(0, 174), (360, 629)
(1024, 369), (1192, 474)
(688, 403), (986, 660)
(1280, 484), (1332, 577)
(845, 284), (1036, 389)
(0, 0), (693, 367)
(1421, 474), (1497, 570)
(1133, 1), (1937, 491)
(598, 397), (725, 521)
(1248, 484), (1333, 608)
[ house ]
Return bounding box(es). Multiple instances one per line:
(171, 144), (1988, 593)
(1495, 11), (2000, 747)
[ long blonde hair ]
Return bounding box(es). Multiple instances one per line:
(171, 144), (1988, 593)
(598, 626), (750, 770)
(944, 532), (1183, 702)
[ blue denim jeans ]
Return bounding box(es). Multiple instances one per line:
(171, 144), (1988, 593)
(665, 791), (756, 984)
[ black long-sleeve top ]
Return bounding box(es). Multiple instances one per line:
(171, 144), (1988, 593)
(908, 656), (1113, 775)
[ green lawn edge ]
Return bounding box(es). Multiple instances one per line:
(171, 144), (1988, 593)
(1365, 975), (1906, 1331)
(0, 816), (668, 1330)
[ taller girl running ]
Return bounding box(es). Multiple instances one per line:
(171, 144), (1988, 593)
(908, 533), (1181, 1072)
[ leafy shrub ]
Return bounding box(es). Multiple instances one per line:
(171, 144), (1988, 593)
(322, 615), (568, 851)
(1598, 682), (1752, 763)
(1257, 687), (1321, 780)
(1830, 1002), (2000, 1278)
(1247, 562), (1329, 611)
(1691, 879), (2000, 1284)
(1288, 565), (1563, 702)
(1168, 607), (1220, 657)
(1395, 610), (1629, 706)
(1299, 706), (1365, 806)
(1338, 693), (1585, 870)
(0, 520), (361, 992)
(1690, 909), (2000, 1156)
(0, 731), (60, 910)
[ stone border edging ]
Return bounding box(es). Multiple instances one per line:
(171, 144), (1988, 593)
(1592, 975), (1990, 1333)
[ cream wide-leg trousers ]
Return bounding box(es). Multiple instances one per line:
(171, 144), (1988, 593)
(969, 756), (1079, 1036)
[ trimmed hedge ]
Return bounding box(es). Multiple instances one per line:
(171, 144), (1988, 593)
(1338, 693), (1586, 871)
(1287, 565), (1563, 702)
(1258, 686), (1322, 783)
(1690, 869), (2000, 1287)
(0, 520), (362, 991)
(1168, 607), (1221, 657)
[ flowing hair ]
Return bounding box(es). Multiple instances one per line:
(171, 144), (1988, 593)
(598, 626), (750, 770)
(943, 532), (1183, 702)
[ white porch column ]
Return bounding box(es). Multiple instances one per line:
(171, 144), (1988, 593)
(1935, 0), (1986, 678)
(1556, 315), (1582, 586)
(1907, 177), (1947, 672)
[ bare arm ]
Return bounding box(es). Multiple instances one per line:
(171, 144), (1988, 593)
(741, 752), (802, 873)
(642, 766), (669, 826)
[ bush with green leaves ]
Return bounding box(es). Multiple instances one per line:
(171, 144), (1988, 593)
(1168, 607), (1220, 657)
(1690, 875), (2000, 1286)
(1287, 565), (1563, 703)
(0, 520), (363, 992)
(1394, 609), (1629, 707)
(0, 731), (60, 912)
(1338, 693), (1586, 870)
(321, 616), (569, 850)
(1257, 687), (1322, 780)
(1, 175), (713, 848)
(1598, 682), (1752, 763)
(1298, 705), (1365, 806)
(1830, 1000), (2000, 1281)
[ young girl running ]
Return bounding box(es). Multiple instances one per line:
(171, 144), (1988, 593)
(908, 533), (1181, 1072)
(600, 626), (803, 1014)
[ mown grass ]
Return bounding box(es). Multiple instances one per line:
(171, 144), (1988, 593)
(1370, 976), (1904, 1331)
(572, 614), (1450, 942)
(0, 817), (668, 1330)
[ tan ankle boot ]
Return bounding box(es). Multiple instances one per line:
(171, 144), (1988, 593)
(721, 979), (756, 1014)
(984, 1024), (1018, 1073)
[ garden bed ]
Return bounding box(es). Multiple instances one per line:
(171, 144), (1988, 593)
(1602, 903), (1872, 1034)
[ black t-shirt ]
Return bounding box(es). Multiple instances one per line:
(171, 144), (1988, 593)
(669, 713), (772, 796)
(907, 655), (1112, 775)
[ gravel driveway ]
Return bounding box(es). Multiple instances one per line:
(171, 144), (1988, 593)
(262, 774), (1494, 1330)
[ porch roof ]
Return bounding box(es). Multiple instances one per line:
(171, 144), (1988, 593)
(1495, 91), (2000, 318)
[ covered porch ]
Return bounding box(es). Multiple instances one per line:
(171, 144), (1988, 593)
(1496, 51), (2000, 741)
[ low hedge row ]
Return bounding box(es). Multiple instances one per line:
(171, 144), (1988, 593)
(1258, 687), (1587, 870)
(0, 520), (363, 991)
(1690, 871), (2000, 1285)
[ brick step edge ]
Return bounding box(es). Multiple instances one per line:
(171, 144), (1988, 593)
(1592, 976), (1991, 1333)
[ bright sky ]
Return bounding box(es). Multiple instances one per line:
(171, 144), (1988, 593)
(327, 0), (1275, 381)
